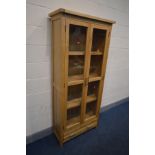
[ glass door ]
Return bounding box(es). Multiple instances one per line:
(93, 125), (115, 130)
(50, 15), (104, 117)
(84, 25), (108, 121)
(65, 20), (89, 129)
(68, 23), (88, 83)
(89, 28), (107, 79)
(85, 81), (99, 120)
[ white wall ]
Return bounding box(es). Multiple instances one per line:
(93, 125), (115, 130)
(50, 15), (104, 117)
(26, 0), (129, 136)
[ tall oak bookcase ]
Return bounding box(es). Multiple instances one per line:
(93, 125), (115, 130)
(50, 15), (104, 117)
(48, 8), (115, 146)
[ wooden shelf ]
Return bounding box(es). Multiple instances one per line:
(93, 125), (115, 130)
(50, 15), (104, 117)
(67, 116), (80, 128)
(68, 74), (84, 80)
(91, 51), (103, 55)
(68, 79), (84, 86)
(69, 51), (102, 55)
(68, 74), (101, 84)
(86, 94), (97, 103)
(89, 74), (102, 82)
(89, 73), (100, 78)
(69, 51), (85, 55)
(85, 111), (96, 120)
(68, 75), (84, 86)
(67, 98), (81, 109)
(67, 95), (96, 109)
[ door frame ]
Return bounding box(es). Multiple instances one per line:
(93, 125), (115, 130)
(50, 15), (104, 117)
(64, 18), (112, 129)
(64, 18), (91, 129)
(83, 23), (112, 122)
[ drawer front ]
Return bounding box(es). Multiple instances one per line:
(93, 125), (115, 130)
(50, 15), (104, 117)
(63, 120), (97, 142)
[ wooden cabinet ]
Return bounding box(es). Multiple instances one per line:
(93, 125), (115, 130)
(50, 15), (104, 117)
(48, 8), (115, 145)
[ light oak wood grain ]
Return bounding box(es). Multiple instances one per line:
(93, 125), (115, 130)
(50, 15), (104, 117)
(49, 9), (115, 146)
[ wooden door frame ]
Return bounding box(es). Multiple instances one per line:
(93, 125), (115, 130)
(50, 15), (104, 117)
(83, 23), (112, 122)
(92, 24), (112, 119)
(64, 18), (91, 129)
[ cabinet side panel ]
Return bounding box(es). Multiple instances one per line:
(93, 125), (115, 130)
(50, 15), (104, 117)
(52, 19), (63, 138)
(96, 27), (112, 119)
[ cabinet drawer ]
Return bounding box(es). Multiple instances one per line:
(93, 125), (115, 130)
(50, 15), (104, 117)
(63, 120), (97, 142)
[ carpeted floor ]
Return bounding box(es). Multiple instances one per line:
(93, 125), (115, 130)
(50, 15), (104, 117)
(27, 101), (129, 155)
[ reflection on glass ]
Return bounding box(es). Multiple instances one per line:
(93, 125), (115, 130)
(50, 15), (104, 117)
(87, 81), (99, 96)
(89, 56), (102, 77)
(67, 106), (80, 126)
(91, 29), (106, 53)
(69, 24), (87, 51)
(67, 106), (80, 120)
(68, 84), (83, 101)
(86, 81), (99, 119)
(86, 101), (96, 118)
(68, 55), (84, 77)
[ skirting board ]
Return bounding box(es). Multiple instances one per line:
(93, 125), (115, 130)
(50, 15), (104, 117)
(26, 97), (129, 144)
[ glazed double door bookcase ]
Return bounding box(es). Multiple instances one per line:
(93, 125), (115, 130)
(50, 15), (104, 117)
(49, 9), (115, 145)
(66, 21), (108, 126)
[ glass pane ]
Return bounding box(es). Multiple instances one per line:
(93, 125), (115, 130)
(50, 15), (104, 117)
(87, 81), (99, 97)
(69, 24), (87, 51)
(89, 55), (102, 77)
(85, 81), (99, 119)
(91, 29), (106, 53)
(67, 106), (80, 126)
(85, 101), (96, 119)
(68, 55), (84, 80)
(68, 84), (83, 101)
